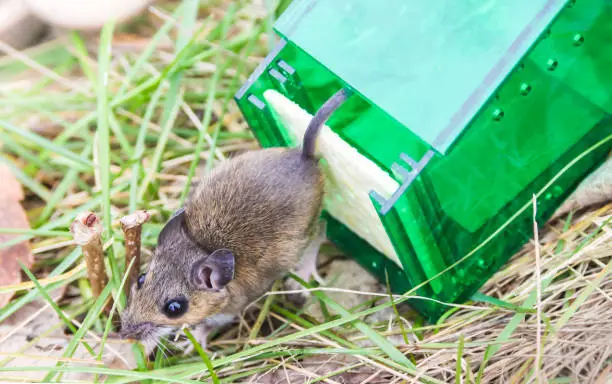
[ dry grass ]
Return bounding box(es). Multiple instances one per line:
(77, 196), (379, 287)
(244, 205), (611, 383)
(0, 1), (610, 383)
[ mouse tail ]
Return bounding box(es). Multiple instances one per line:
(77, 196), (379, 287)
(302, 87), (352, 159)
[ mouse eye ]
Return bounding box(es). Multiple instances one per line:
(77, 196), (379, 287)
(163, 297), (188, 318)
(137, 273), (146, 289)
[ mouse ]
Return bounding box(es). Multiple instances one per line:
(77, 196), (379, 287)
(120, 88), (352, 354)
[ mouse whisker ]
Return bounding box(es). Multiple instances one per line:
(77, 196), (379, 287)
(152, 337), (169, 359)
(154, 328), (175, 358)
(157, 342), (169, 359)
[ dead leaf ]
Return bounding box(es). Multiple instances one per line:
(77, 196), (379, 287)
(0, 163), (34, 306)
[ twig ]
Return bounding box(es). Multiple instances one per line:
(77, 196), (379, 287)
(70, 212), (107, 298)
(533, 195), (543, 384)
(120, 210), (150, 296)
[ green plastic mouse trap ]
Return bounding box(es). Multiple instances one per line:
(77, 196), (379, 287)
(234, 0), (612, 322)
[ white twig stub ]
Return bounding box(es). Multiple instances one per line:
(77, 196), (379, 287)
(120, 210), (151, 230)
(70, 212), (103, 246)
(120, 210), (150, 295)
(70, 211), (107, 298)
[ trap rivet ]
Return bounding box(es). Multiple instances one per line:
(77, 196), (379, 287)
(573, 33), (584, 46)
(519, 83), (532, 96)
(492, 108), (504, 121)
(546, 58), (558, 71)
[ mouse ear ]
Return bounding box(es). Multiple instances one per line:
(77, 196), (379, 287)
(158, 208), (186, 245)
(190, 249), (235, 291)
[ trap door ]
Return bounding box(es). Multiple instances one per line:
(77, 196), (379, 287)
(274, 0), (567, 154)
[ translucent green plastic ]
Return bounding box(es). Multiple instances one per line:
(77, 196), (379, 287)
(234, 0), (612, 321)
(273, 0), (566, 154)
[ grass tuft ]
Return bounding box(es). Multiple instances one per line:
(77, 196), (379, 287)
(0, 1), (609, 383)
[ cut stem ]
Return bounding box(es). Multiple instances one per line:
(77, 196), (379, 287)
(120, 210), (150, 296)
(70, 212), (107, 299)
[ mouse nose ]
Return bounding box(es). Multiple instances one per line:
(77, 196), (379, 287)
(120, 322), (154, 340)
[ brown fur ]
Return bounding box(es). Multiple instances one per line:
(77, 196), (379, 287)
(121, 147), (324, 334)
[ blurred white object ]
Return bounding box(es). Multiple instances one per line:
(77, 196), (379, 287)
(24, 0), (152, 30)
(264, 89), (402, 267)
(0, 0), (45, 49)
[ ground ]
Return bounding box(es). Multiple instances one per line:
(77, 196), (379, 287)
(0, 1), (610, 383)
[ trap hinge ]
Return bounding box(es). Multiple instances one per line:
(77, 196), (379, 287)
(370, 150), (435, 215)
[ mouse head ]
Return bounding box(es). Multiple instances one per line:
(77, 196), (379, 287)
(120, 208), (235, 348)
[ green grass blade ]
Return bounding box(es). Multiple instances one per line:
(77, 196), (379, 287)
(385, 270), (410, 345)
(183, 328), (220, 384)
(128, 84), (164, 212)
(289, 274), (416, 372)
(0, 228), (71, 237)
(0, 181), (129, 251)
(470, 292), (534, 313)
(44, 281), (114, 382)
(43, 9), (212, 156)
(178, 67), (221, 204)
(456, 334), (464, 384)
(0, 156), (52, 201)
(179, 3), (244, 203)
(70, 32), (96, 86)
(137, 79), (183, 200)
(93, 22), (126, 299)
(96, 21), (115, 232)
(36, 146), (92, 226)
(555, 258), (611, 331)
(0, 248), (81, 321)
(0, 119), (92, 168)
(476, 277), (553, 382)
(19, 261), (96, 358)
(271, 304), (357, 347)
(108, 291), (439, 383)
(95, 258), (134, 382)
(248, 281), (278, 342)
(0, 365), (202, 384)
(137, 0), (199, 200)
(175, 0), (199, 52)
(0, 131), (52, 171)
(114, 3), (186, 99)
(108, 112), (133, 158)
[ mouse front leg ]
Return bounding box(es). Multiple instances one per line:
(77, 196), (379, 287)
(182, 314), (236, 355)
(182, 323), (211, 355)
(285, 220), (327, 301)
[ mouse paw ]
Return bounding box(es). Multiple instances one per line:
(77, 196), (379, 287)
(174, 338), (195, 355)
(180, 324), (210, 356)
(182, 340), (203, 356)
(296, 221), (327, 285)
(284, 277), (311, 306)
